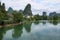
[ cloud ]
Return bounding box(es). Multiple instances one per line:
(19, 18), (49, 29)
(33, 0), (60, 10)
(1, 0), (29, 10)
(1, 0), (60, 14)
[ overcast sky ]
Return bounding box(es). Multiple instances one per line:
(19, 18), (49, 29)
(1, 0), (60, 15)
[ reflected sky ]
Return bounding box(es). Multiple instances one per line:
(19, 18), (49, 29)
(0, 20), (60, 40)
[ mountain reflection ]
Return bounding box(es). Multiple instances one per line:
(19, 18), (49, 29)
(12, 24), (23, 38)
(0, 20), (60, 40)
(12, 22), (32, 38)
(23, 22), (32, 33)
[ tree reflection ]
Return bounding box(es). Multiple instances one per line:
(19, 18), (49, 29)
(0, 28), (5, 40)
(52, 20), (58, 25)
(23, 22), (32, 33)
(42, 20), (46, 25)
(12, 24), (23, 38)
(34, 21), (39, 25)
(49, 20), (58, 25)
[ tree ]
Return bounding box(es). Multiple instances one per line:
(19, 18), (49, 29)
(0, 2), (1, 7)
(53, 14), (58, 20)
(0, 11), (8, 25)
(1, 3), (6, 13)
(0, 11), (8, 20)
(12, 11), (23, 23)
(34, 14), (42, 20)
(0, 2), (2, 11)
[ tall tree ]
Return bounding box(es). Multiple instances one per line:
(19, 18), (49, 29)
(1, 3), (5, 13)
(12, 11), (23, 23)
(0, 2), (2, 11)
(0, 2), (1, 6)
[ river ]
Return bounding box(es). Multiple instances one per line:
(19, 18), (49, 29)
(0, 20), (60, 40)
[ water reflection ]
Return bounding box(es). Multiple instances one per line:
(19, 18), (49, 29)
(33, 28), (60, 40)
(12, 24), (23, 38)
(12, 22), (32, 38)
(49, 20), (58, 25)
(0, 28), (5, 40)
(0, 20), (60, 40)
(34, 21), (40, 25)
(23, 22), (32, 33)
(42, 20), (46, 25)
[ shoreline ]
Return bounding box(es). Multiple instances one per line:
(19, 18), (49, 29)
(0, 20), (60, 28)
(0, 23), (21, 28)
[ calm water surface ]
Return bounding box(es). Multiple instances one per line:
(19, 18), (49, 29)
(0, 20), (60, 40)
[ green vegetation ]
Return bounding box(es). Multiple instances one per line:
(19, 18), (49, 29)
(0, 2), (60, 25)
(12, 11), (23, 23)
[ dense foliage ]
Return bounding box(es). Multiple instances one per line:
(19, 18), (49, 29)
(0, 2), (60, 25)
(12, 11), (23, 23)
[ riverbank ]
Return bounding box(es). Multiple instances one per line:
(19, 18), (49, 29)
(0, 20), (60, 28)
(0, 22), (21, 28)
